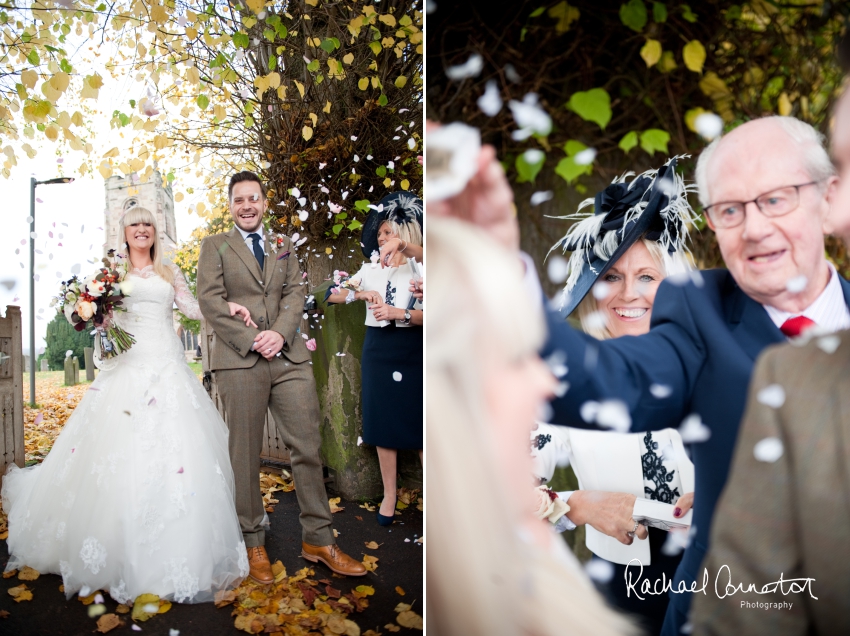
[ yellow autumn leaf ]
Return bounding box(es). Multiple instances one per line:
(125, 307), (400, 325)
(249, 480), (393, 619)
(129, 158), (144, 172)
(640, 39), (662, 67)
(699, 72), (731, 99)
(364, 541), (379, 549)
(196, 202), (207, 215)
(355, 585), (375, 596)
(302, 126), (313, 141)
(548, 1), (580, 32)
(396, 610), (423, 630)
(150, 5), (167, 22)
(684, 107), (709, 133)
(323, 101), (331, 113)
(343, 52), (354, 65)
(305, 0), (318, 5)
(80, 74), (102, 100)
(185, 26), (198, 40)
(683, 40), (706, 74)
(394, 75), (407, 89)
(131, 593), (161, 622)
(294, 80), (305, 98)
(325, 247), (333, 255)
(214, 104), (226, 121)
(246, 0), (264, 13)
(395, 586), (405, 595)
(657, 50), (677, 73)
(8, 584), (33, 602)
(371, 76), (380, 89)
(276, 85), (287, 100)
(20, 69), (37, 89)
(778, 91), (792, 116)
(187, 67), (201, 84)
(102, 147), (120, 158)
(358, 77), (369, 91)
(400, 179), (410, 191)
(71, 111), (84, 126)
(98, 162), (113, 179)
(175, 192), (184, 202)
(17, 566), (39, 581)
(309, 112), (317, 126)
(379, 14), (397, 27)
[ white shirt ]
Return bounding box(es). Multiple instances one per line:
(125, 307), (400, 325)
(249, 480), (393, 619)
(236, 225), (265, 253)
(763, 263), (850, 335)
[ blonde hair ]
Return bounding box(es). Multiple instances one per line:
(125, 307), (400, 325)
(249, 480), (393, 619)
(577, 237), (692, 340)
(119, 206), (174, 284)
(380, 218), (423, 247)
(428, 217), (633, 636)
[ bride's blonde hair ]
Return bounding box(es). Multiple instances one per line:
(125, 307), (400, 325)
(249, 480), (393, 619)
(428, 217), (634, 636)
(119, 206), (174, 283)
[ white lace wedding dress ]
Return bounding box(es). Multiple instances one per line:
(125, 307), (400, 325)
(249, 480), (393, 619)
(1, 263), (249, 604)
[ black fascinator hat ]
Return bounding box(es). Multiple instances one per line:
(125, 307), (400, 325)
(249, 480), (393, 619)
(550, 156), (698, 318)
(361, 192), (423, 258)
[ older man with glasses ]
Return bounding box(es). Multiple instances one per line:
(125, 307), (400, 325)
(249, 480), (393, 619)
(541, 116), (850, 636)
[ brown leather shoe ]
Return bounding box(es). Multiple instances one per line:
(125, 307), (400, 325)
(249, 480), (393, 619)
(301, 542), (367, 577)
(246, 545), (274, 584)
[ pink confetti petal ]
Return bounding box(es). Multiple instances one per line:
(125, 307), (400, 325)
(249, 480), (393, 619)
(36, 198), (43, 203)
(34, 412), (43, 424)
(177, 467), (184, 474)
(148, 397), (156, 406)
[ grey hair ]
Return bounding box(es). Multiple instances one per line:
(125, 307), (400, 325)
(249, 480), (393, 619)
(695, 116), (836, 207)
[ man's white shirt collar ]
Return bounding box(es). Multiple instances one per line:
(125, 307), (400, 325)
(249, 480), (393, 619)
(763, 263), (850, 334)
(236, 225), (264, 248)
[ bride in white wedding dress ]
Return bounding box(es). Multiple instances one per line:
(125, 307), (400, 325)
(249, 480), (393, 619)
(2, 206), (251, 604)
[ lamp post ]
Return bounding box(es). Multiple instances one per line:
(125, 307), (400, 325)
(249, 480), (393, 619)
(29, 176), (75, 407)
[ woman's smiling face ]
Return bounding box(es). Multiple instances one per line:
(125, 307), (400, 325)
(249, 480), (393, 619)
(596, 240), (664, 338)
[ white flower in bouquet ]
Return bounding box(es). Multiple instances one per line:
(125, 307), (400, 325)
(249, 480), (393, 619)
(118, 279), (133, 296)
(86, 277), (106, 297)
(63, 302), (75, 323)
(75, 299), (97, 321)
(533, 485), (570, 524)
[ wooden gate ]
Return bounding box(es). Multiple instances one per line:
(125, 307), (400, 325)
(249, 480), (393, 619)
(199, 320), (291, 469)
(0, 306), (24, 486)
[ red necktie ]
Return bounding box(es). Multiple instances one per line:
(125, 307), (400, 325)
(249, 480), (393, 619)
(780, 315), (816, 338)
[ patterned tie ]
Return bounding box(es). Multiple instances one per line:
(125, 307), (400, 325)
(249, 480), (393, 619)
(248, 233), (264, 270)
(779, 315), (816, 338)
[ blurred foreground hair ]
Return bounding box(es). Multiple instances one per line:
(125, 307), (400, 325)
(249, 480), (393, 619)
(427, 217), (633, 635)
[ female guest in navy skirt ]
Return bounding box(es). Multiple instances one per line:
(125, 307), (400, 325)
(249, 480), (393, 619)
(327, 192), (423, 525)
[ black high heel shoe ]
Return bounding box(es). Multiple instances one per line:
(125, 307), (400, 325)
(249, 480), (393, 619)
(376, 498), (396, 526)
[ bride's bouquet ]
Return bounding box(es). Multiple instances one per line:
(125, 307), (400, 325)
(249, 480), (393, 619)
(51, 249), (136, 360)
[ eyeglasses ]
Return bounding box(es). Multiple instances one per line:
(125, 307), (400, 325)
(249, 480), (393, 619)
(704, 181), (822, 229)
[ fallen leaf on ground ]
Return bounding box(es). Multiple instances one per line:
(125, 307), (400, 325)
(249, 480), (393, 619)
(394, 603), (412, 613)
(361, 555), (379, 573)
(354, 585), (375, 596)
(79, 590), (102, 605)
(396, 487), (420, 506)
(96, 613), (122, 633)
(363, 631), (381, 636)
(364, 541), (379, 550)
(59, 585), (64, 593)
(18, 566), (39, 581)
(384, 624), (400, 632)
(115, 604), (130, 614)
(396, 610), (423, 630)
(359, 503), (376, 512)
(2, 570), (16, 579)
(395, 586), (405, 596)
(329, 497), (345, 513)
(214, 589), (236, 607)
(8, 584), (32, 602)
(131, 593), (162, 622)
(0, 609), (9, 618)
(355, 516), (363, 521)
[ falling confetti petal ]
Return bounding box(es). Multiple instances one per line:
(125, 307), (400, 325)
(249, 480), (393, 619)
(446, 53), (484, 80)
(754, 437), (784, 462)
(756, 384), (785, 409)
(392, 371), (402, 381)
(592, 281), (611, 300)
(357, 436), (363, 446)
(785, 275), (807, 294)
(594, 400), (631, 433)
(509, 93), (552, 140)
(335, 352), (345, 357)
(573, 147), (597, 166)
(530, 191), (554, 206)
(649, 384), (673, 399)
(584, 558), (615, 583)
(679, 414), (711, 443)
(477, 80), (502, 116)
(695, 112), (723, 140)
(546, 256), (569, 284)
(817, 335), (840, 354)
(661, 529), (690, 556)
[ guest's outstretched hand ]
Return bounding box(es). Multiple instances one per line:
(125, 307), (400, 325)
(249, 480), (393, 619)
(566, 490), (649, 545)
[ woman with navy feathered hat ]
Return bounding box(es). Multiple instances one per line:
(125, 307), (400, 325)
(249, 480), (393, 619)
(327, 192), (423, 526)
(533, 158), (698, 634)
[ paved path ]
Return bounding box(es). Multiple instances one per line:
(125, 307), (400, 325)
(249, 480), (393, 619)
(0, 489), (423, 635)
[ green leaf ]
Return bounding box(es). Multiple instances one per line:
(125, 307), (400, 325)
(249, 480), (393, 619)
(320, 38), (340, 53)
(337, 212), (348, 220)
(619, 0), (647, 32)
(639, 129), (670, 155)
(652, 2), (667, 22)
(529, 7), (546, 17)
(563, 139), (587, 156)
(196, 94), (210, 110)
(369, 41), (382, 56)
(96, 2), (106, 9)
(681, 4), (698, 22)
(307, 59), (319, 72)
(275, 24), (288, 38)
(566, 88), (611, 130)
(232, 32), (249, 48)
(269, 57), (277, 71)
(27, 49), (40, 66)
(166, 171), (175, 182)
(618, 131), (638, 152)
(21, 32), (31, 43)
(375, 166), (387, 178)
(263, 28), (276, 41)
(555, 156), (592, 184)
(515, 150), (545, 183)
(347, 220), (363, 231)
(59, 59), (73, 73)
(129, 99), (136, 107)
(354, 199), (371, 212)
(332, 223), (344, 235)
(378, 94), (388, 106)
(245, 115), (254, 127)
(683, 40), (706, 73)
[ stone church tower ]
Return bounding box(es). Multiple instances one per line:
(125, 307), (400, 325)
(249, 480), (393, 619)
(103, 168), (177, 255)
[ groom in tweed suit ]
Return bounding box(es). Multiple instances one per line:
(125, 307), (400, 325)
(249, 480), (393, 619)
(197, 171), (365, 581)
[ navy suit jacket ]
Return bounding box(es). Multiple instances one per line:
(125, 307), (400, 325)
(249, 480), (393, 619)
(545, 268), (850, 631)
